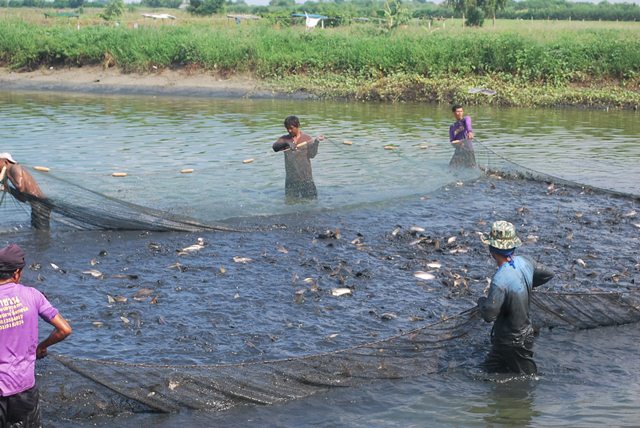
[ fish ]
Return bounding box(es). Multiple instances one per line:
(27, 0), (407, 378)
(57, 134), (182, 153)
(383, 144), (399, 150)
(178, 238), (205, 254)
(133, 288), (154, 300)
(447, 236), (457, 244)
(391, 226), (402, 237)
(242, 158), (254, 164)
(575, 258), (587, 268)
(82, 269), (104, 279)
(277, 245), (288, 254)
(50, 263), (65, 273)
(342, 140), (353, 145)
(180, 168), (194, 174)
(622, 210), (637, 218)
(426, 262), (442, 269)
(449, 247), (469, 254)
(380, 312), (397, 321)
(111, 274), (139, 280)
(92, 321), (104, 328)
(317, 229), (340, 239)
(331, 288), (352, 297)
(409, 226), (425, 233)
(409, 237), (428, 246)
(414, 271), (436, 281)
(233, 256), (252, 263)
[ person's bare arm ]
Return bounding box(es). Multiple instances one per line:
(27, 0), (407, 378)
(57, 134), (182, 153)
(37, 314), (72, 359)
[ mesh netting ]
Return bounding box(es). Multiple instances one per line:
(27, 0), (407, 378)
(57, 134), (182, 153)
(39, 290), (640, 419)
(0, 168), (242, 232)
(531, 291), (640, 330)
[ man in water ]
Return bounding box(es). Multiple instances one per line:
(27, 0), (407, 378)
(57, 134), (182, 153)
(0, 153), (51, 229)
(448, 104), (476, 168)
(272, 116), (324, 203)
(0, 243), (72, 427)
(477, 221), (554, 375)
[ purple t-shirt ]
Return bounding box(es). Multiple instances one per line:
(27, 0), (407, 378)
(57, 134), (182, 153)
(0, 282), (58, 396)
(449, 116), (473, 143)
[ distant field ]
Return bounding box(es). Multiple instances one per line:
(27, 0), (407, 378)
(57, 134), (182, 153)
(1, 8), (638, 107)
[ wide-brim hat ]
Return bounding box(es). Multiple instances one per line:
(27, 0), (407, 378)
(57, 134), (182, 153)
(480, 220), (522, 250)
(0, 152), (17, 164)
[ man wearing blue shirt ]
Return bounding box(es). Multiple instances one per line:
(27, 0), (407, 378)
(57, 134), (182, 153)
(477, 221), (554, 375)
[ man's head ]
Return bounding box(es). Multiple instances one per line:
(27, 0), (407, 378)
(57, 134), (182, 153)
(451, 104), (464, 121)
(284, 116), (301, 136)
(0, 243), (26, 281)
(481, 221), (522, 257)
(0, 153), (17, 166)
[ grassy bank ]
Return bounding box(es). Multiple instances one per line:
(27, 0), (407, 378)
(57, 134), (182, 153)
(0, 10), (638, 109)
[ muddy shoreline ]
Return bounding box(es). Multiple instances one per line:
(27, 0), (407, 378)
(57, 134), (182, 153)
(0, 66), (317, 99)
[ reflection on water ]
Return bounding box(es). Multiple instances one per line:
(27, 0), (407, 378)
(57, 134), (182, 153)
(1, 90), (639, 427)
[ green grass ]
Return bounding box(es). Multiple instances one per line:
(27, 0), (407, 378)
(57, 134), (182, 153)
(0, 10), (638, 108)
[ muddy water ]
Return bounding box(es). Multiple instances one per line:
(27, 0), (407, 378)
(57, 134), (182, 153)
(0, 91), (639, 426)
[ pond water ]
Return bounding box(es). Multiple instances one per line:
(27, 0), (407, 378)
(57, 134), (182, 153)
(0, 90), (639, 427)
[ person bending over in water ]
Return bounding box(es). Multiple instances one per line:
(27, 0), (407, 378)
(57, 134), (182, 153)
(448, 104), (476, 168)
(272, 116), (324, 203)
(477, 221), (554, 376)
(0, 153), (51, 230)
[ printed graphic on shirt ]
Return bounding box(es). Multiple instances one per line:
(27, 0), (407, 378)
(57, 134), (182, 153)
(0, 296), (28, 331)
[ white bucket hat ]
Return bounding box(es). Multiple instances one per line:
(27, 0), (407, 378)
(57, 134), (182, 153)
(0, 153), (17, 164)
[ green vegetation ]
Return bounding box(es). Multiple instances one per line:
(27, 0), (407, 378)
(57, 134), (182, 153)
(3, 0), (640, 23)
(0, 10), (638, 108)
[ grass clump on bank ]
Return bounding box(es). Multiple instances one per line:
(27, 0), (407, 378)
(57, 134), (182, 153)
(0, 14), (638, 108)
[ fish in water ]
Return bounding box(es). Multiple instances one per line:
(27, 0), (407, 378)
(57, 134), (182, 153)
(177, 238), (205, 255)
(331, 288), (352, 297)
(233, 256), (253, 264)
(82, 269), (103, 279)
(414, 271), (436, 281)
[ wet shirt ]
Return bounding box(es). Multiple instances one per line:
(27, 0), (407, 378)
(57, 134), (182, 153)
(448, 116), (475, 168)
(478, 256), (541, 347)
(449, 115), (473, 144)
(273, 137), (319, 194)
(0, 282), (58, 396)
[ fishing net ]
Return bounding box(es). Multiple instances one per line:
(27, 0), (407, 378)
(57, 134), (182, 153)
(39, 290), (640, 420)
(0, 168), (241, 232)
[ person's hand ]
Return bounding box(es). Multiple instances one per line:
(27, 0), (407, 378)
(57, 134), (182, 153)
(36, 345), (48, 359)
(316, 135), (326, 141)
(467, 131), (474, 140)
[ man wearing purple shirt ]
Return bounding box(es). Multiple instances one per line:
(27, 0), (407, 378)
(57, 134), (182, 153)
(0, 243), (71, 427)
(448, 104), (477, 168)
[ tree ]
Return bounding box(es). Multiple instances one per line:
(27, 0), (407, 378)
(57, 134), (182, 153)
(101, 0), (125, 21)
(447, 0), (502, 27)
(188, 0), (225, 15)
(447, 0), (470, 25)
(480, 0), (506, 26)
(382, 0), (410, 31)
